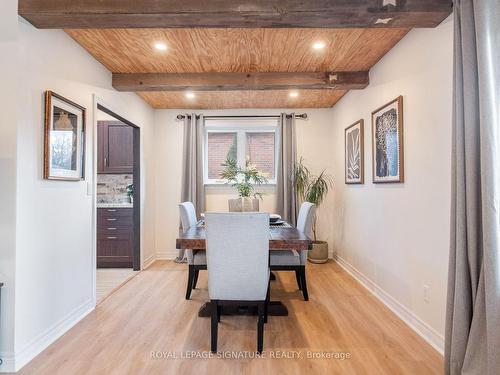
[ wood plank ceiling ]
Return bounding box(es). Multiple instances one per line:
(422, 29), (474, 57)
(66, 28), (409, 109)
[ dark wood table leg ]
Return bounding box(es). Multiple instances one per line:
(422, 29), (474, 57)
(198, 301), (288, 317)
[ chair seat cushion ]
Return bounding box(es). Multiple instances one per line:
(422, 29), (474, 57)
(270, 250), (301, 266)
(193, 250), (207, 265)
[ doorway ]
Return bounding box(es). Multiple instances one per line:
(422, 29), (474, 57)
(95, 103), (141, 303)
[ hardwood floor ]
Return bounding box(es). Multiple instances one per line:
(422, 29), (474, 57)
(96, 268), (138, 304)
(20, 261), (443, 375)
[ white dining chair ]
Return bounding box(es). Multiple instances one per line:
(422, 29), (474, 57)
(205, 212), (270, 353)
(179, 201), (206, 299)
(270, 202), (315, 300)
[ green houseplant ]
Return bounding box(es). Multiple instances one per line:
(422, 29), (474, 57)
(126, 184), (134, 204)
(220, 157), (268, 211)
(293, 158), (333, 263)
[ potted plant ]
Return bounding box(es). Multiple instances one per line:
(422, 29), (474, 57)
(220, 157), (268, 212)
(293, 158), (333, 263)
(126, 184), (134, 204)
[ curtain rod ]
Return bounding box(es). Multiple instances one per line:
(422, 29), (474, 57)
(176, 113), (308, 120)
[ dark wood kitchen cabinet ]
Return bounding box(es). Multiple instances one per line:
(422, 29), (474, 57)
(97, 121), (133, 174)
(97, 208), (134, 268)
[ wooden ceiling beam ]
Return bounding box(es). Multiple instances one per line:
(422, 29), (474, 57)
(112, 71), (369, 92)
(19, 0), (452, 29)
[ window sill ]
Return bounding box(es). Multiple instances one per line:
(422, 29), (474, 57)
(204, 184), (277, 193)
(204, 183), (276, 187)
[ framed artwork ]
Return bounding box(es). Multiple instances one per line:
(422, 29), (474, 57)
(44, 91), (86, 181)
(371, 96), (404, 183)
(345, 119), (364, 184)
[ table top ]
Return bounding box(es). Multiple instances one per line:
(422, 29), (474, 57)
(176, 221), (312, 251)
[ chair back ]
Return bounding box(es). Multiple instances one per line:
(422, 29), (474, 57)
(179, 202), (199, 264)
(205, 212), (269, 301)
(297, 202), (315, 239)
(179, 201), (197, 231)
(296, 202), (315, 264)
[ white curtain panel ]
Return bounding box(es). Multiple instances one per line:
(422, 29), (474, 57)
(178, 114), (205, 260)
(445, 1), (500, 374)
(181, 113), (205, 216)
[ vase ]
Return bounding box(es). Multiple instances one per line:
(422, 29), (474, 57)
(228, 197), (260, 212)
(308, 241), (329, 264)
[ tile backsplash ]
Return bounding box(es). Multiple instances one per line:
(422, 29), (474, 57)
(97, 174), (133, 203)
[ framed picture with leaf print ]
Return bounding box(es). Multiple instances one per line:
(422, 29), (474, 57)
(43, 91), (86, 181)
(345, 119), (364, 184)
(371, 96), (404, 183)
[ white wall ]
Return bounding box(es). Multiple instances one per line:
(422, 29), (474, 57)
(330, 18), (453, 352)
(153, 109), (335, 259)
(0, 0), (19, 368)
(0, 7), (156, 371)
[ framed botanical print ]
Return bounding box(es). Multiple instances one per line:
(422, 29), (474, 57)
(44, 91), (86, 181)
(345, 119), (364, 184)
(371, 96), (404, 183)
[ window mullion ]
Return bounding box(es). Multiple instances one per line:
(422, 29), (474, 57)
(204, 128), (209, 183)
(237, 130), (246, 168)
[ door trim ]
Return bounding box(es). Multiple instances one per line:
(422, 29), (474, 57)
(96, 103), (141, 271)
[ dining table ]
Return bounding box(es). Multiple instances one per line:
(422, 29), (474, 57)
(176, 220), (312, 317)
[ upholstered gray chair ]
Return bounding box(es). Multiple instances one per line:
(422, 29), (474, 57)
(270, 202), (315, 301)
(205, 212), (270, 353)
(179, 202), (206, 299)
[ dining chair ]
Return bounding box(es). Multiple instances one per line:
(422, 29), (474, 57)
(205, 212), (270, 353)
(270, 202), (315, 301)
(179, 202), (206, 300)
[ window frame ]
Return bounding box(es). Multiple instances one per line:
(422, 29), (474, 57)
(203, 118), (279, 185)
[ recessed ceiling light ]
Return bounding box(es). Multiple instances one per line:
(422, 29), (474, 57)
(154, 42), (167, 51)
(185, 92), (195, 99)
(312, 41), (326, 50)
(289, 91), (299, 98)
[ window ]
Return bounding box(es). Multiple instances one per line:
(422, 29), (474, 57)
(246, 132), (276, 178)
(204, 118), (278, 184)
(207, 132), (237, 179)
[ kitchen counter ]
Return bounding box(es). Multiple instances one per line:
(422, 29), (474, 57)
(97, 202), (133, 208)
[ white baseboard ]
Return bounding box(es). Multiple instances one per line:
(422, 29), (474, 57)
(333, 254), (444, 355)
(10, 299), (94, 372)
(156, 250), (178, 260)
(0, 352), (15, 373)
(142, 253), (156, 269)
